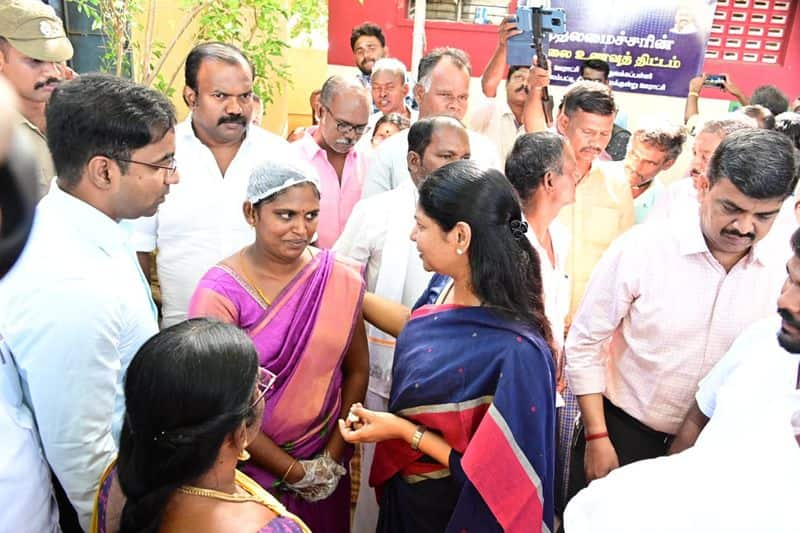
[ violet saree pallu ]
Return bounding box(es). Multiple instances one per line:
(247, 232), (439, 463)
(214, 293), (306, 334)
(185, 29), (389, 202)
(371, 304), (557, 533)
(189, 250), (365, 531)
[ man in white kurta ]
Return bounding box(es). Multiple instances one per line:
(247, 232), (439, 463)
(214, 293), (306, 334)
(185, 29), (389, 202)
(132, 43), (289, 327)
(334, 116), (470, 533)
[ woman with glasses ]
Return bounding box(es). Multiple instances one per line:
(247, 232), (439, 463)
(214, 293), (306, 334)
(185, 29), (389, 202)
(339, 161), (557, 533)
(188, 159), (369, 532)
(90, 318), (310, 533)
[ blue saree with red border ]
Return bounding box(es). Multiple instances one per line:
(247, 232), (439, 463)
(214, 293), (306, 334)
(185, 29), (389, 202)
(371, 279), (556, 532)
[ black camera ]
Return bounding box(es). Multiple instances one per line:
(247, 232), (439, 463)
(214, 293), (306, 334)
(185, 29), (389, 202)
(506, 6), (567, 66)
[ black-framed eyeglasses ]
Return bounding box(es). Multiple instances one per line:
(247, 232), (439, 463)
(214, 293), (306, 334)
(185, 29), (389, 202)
(115, 157), (178, 177)
(250, 367), (277, 409)
(322, 104), (370, 136)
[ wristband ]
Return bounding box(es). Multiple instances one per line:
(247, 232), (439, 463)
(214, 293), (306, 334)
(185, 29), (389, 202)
(585, 431), (609, 442)
(410, 425), (427, 451)
(688, 91), (700, 97)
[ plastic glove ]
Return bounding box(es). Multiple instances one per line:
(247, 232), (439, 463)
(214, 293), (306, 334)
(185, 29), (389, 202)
(285, 453), (346, 502)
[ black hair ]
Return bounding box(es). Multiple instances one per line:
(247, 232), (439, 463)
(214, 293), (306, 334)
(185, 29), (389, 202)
(707, 128), (796, 199)
(418, 160), (554, 347)
(0, 131), (38, 276)
(417, 47), (472, 88)
(184, 42), (253, 93)
(507, 65), (529, 81)
(372, 112), (411, 140)
(561, 80), (616, 117)
(581, 59), (610, 80)
(750, 85), (789, 116)
(118, 318), (260, 533)
(407, 115), (465, 157)
(505, 132), (567, 204)
(632, 122), (687, 162)
(792, 227), (800, 259)
(350, 22), (386, 50)
(740, 104), (775, 130)
(775, 112), (800, 150)
(45, 73), (176, 187)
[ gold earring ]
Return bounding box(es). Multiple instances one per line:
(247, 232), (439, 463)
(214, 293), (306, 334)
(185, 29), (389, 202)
(237, 449), (251, 462)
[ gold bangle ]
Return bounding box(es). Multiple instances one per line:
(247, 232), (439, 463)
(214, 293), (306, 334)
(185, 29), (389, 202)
(688, 91), (700, 97)
(410, 425), (427, 451)
(280, 458), (299, 483)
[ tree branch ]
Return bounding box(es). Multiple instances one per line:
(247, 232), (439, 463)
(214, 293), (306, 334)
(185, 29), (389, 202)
(141, 0), (158, 81)
(144, 1), (208, 86)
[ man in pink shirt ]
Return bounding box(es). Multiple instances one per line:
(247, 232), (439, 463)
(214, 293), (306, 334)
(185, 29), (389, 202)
(564, 128), (797, 503)
(290, 75), (370, 248)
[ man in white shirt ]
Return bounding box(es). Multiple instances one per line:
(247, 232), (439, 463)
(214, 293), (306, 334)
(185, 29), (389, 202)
(649, 115), (755, 222)
(369, 58), (416, 125)
(604, 121), (687, 224)
(361, 47), (500, 198)
(334, 115), (470, 533)
(564, 129), (797, 504)
(0, 76), (59, 533)
(505, 132), (578, 353)
(564, 228), (800, 533)
(0, 73), (178, 530)
(472, 18), (533, 163)
(134, 42), (288, 327)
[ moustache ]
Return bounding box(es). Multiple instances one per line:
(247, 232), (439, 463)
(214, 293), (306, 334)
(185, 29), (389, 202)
(778, 308), (800, 330)
(218, 114), (247, 126)
(515, 85), (529, 94)
(33, 77), (61, 90)
(335, 138), (355, 147)
(722, 229), (755, 241)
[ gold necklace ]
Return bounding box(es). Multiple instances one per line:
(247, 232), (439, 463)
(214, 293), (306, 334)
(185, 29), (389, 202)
(239, 249), (272, 306)
(177, 484), (264, 504)
(238, 247), (313, 307)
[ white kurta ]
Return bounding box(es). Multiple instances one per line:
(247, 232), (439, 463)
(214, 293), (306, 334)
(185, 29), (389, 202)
(565, 317), (800, 533)
(333, 180), (432, 533)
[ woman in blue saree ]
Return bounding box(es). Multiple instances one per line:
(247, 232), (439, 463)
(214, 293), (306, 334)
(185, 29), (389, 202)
(339, 161), (557, 532)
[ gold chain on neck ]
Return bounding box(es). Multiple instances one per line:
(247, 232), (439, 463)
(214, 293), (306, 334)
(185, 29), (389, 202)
(177, 484), (264, 504)
(238, 249), (272, 306)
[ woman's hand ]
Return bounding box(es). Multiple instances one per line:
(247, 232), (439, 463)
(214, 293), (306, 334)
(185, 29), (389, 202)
(337, 403), (414, 444)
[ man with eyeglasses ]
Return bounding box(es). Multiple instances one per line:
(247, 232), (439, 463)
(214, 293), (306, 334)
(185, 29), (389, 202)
(132, 42), (289, 328)
(0, 73), (178, 530)
(0, 0), (75, 197)
(564, 129), (796, 507)
(564, 226), (800, 533)
(605, 121), (687, 224)
(289, 75), (371, 248)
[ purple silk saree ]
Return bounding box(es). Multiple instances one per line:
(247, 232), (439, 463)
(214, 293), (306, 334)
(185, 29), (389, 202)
(189, 249), (365, 532)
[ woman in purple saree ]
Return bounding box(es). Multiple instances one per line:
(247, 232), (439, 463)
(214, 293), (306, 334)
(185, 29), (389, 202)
(189, 161), (369, 532)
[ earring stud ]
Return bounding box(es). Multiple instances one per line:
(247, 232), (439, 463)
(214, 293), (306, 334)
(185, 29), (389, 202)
(456, 249), (463, 255)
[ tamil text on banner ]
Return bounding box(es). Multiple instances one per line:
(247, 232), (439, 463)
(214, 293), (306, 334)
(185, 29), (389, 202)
(547, 0), (717, 97)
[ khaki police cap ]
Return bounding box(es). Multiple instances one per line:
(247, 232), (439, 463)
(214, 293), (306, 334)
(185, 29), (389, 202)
(0, 0), (74, 63)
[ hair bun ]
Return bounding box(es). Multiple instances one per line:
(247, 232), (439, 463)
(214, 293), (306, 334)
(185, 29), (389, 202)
(509, 218), (528, 240)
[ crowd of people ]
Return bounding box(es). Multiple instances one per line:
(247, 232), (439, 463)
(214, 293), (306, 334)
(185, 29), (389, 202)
(1, 1), (799, 532)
